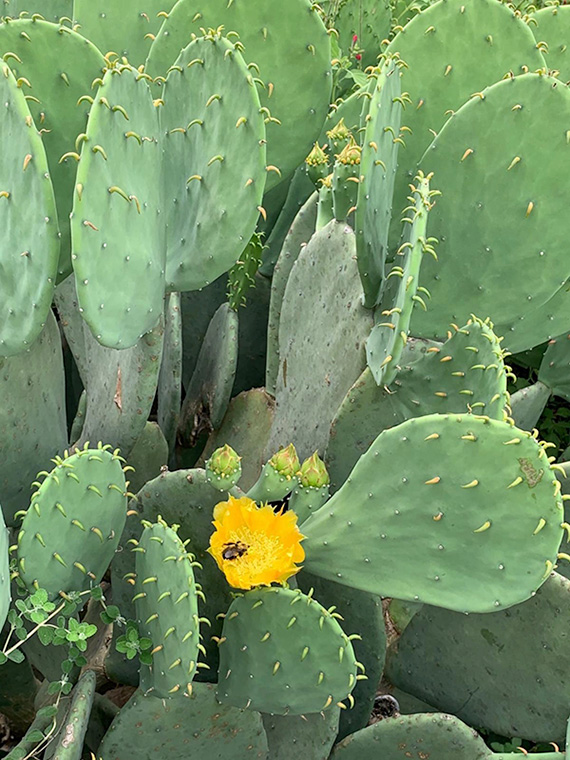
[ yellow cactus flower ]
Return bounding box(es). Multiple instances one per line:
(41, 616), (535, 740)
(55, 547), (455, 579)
(207, 495), (305, 590)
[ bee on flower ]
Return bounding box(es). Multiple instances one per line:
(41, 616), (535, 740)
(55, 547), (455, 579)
(207, 495), (305, 590)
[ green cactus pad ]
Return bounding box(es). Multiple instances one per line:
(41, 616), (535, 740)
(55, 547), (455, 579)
(538, 332), (570, 402)
(0, 61), (59, 356)
(157, 292), (182, 457)
(50, 669), (96, 760)
(355, 57), (403, 307)
(259, 167), (314, 278)
(366, 173), (433, 384)
(262, 708), (340, 760)
(73, 0), (168, 66)
(126, 422), (168, 495)
(510, 381), (551, 432)
(71, 63), (164, 349)
(134, 519), (200, 698)
(386, 0), (546, 250)
(1, 2), (71, 21)
(158, 33), (266, 292)
(267, 220), (373, 460)
(110, 469), (237, 683)
(298, 571), (385, 741)
(327, 316), (509, 490)
(531, 6), (570, 82)
(0, 310), (68, 526)
(414, 73), (570, 352)
(331, 712), (498, 760)
(217, 586), (358, 715)
(74, 315), (164, 457)
(0, 19), (105, 281)
(146, 0), (331, 187)
(323, 0), (391, 69)
(16, 443), (128, 599)
(305, 413), (564, 613)
(199, 388), (276, 492)
(385, 572), (570, 742)
(266, 192), (317, 394)
(98, 683), (268, 760)
(178, 302), (238, 448)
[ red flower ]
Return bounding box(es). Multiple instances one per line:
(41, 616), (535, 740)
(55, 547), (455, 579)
(355, 53), (362, 60)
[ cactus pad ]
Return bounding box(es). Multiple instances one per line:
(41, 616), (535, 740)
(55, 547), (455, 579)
(147, 0), (331, 187)
(134, 519), (201, 698)
(385, 572), (570, 742)
(0, 19), (105, 281)
(366, 173), (433, 384)
(355, 57), (403, 307)
(158, 33), (267, 292)
(386, 0), (546, 249)
(71, 63), (164, 348)
(305, 413), (564, 613)
(327, 316), (509, 490)
(98, 683), (268, 760)
(0, 61), (59, 356)
(217, 585), (358, 715)
(16, 443), (128, 599)
(0, 310), (68, 526)
(414, 73), (570, 352)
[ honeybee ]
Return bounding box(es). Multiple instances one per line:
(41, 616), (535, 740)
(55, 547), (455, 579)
(222, 541), (248, 560)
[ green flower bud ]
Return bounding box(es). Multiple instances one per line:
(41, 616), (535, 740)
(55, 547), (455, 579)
(326, 117), (351, 151)
(206, 445), (242, 491)
(336, 136), (361, 166)
(298, 452), (330, 489)
(268, 444), (300, 480)
(305, 142), (330, 188)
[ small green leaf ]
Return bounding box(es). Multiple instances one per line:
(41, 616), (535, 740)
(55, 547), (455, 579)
(37, 628), (54, 646)
(36, 705), (58, 719)
(7, 650), (25, 663)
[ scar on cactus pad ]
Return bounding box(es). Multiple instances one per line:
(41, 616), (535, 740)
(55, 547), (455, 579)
(208, 496), (305, 590)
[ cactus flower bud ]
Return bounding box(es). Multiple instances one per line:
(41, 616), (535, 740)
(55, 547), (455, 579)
(205, 444), (242, 491)
(268, 443), (300, 480)
(305, 142), (330, 188)
(326, 117), (351, 146)
(336, 135), (361, 166)
(298, 452), (330, 489)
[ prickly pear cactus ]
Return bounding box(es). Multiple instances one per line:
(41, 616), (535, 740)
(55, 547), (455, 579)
(414, 73), (570, 352)
(304, 413), (564, 612)
(147, 0), (332, 187)
(16, 444), (128, 600)
(217, 586), (359, 715)
(0, 60), (59, 356)
(71, 62), (164, 348)
(159, 32), (267, 292)
(0, 19), (106, 281)
(133, 518), (201, 698)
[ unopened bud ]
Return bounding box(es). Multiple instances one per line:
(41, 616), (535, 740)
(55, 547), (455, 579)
(298, 452), (330, 489)
(268, 444), (300, 480)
